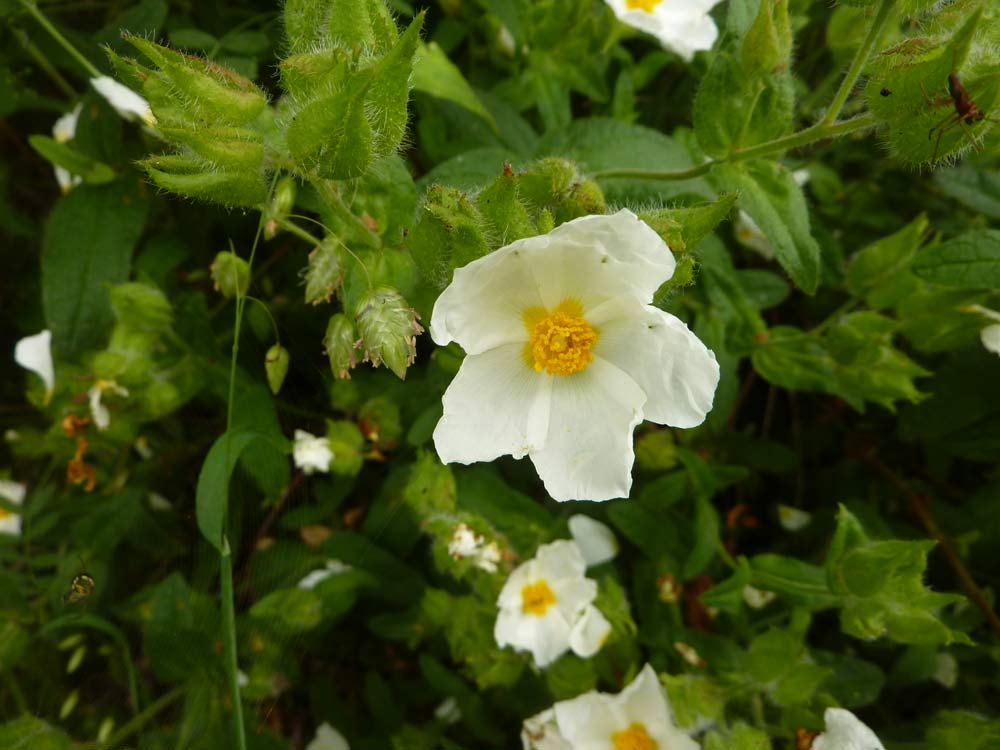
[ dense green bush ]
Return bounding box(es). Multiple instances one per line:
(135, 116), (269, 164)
(2, 0), (1000, 747)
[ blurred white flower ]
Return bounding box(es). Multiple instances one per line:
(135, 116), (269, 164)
(934, 652), (958, 689)
(777, 504), (811, 532)
(448, 522), (501, 573)
(432, 210), (719, 502)
(298, 559), (352, 590)
(306, 722), (349, 750)
(88, 380), (130, 431)
(495, 540), (611, 667)
(603, 0), (723, 62)
(14, 330), (55, 403)
(982, 325), (1000, 355)
(293, 430), (333, 475)
(434, 697), (462, 725)
(148, 492), (172, 511)
(90, 76), (157, 127)
(0, 480), (25, 537)
(526, 664), (698, 750)
(742, 585), (776, 610)
(52, 103), (84, 192)
(522, 708), (571, 750)
(568, 514), (618, 567)
(813, 708), (884, 750)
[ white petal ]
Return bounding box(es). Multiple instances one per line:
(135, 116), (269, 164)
(52, 104), (83, 143)
(54, 166), (82, 193)
(618, 665), (699, 750)
(306, 722), (350, 750)
(14, 330), (55, 400)
(593, 301), (719, 429)
(89, 386), (110, 431)
(0, 512), (22, 536)
(553, 692), (619, 748)
(529, 358), (646, 501)
(90, 76), (156, 127)
(434, 697), (462, 724)
(522, 709), (572, 750)
(735, 210), (775, 259)
(568, 514), (618, 567)
(550, 576), (598, 624)
(569, 604), (611, 658)
(148, 492), (172, 511)
(494, 608), (572, 667)
(742, 585), (776, 610)
(434, 344), (550, 464)
(430, 241), (544, 354)
(535, 540), (587, 581)
(0, 481), (26, 506)
(813, 708), (885, 750)
(778, 504), (812, 532)
(293, 430), (333, 474)
(298, 559), (350, 589)
(981, 324), (1000, 356)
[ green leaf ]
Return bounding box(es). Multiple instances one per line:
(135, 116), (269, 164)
(413, 42), (496, 130)
(42, 180), (149, 356)
(750, 555), (839, 608)
(934, 164), (1000, 220)
(846, 214), (928, 300)
(195, 429), (286, 550)
(28, 135), (116, 185)
(0, 716), (70, 750)
(752, 326), (838, 393)
(927, 711), (1000, 750)
(713, 161), (820, 293)
(911, 229), (1000, 289)
(250, 588), (323, 633)
(143, 573), (220, 683)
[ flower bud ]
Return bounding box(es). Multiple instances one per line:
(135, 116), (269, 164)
(407, 185), (489, 289)
(354, 286), (424, 380)
(210, 251), (250, 298)
(265, 344), (290, 395)
(305, 238), (345, 304)
(324, 314), (358, 379)
(553, 179), (606, 224)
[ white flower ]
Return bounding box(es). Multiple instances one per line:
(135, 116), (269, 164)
(14, 330), (55, 403)
(431, 210), (719, 502)
(0, 480), (25, 537)
(52, 104), (84, 192)
(540, 664), (699, 750)
(88, 380), (130, 431)
(298, 559), (352, 590)
(982, 324), (1000, 355)
(522, 708), (572, 750)
(604, 0), (723, 62)
(448, 522), (502, 573)
(293, 430), (333, 475)
(306, 722), (349, 750)
(777, 504), (811, 532)
(813, 708), (885, 750)
(742, 585), (776, 610)
(434, 697), (462, 725)
(568, 514), (618, 567)
(495, 540), (611, 667)
(148, 492), (173, 511)
(90, 76), (156, 127)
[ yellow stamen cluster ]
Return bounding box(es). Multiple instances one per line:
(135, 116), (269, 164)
(612, 723), (658, 750)
(521, 580), (557, 616)
(0, 508), (11, 520)
(625, 0), (663, 12)
(525, 300), (598, 376)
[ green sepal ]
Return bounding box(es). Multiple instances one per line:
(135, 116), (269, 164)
(279, 48), (350, 100)
(639, 193), (738, 253)
(125, 34), (268, 126)
(354, 286), (423, 380)
(104, 47), (155, 92)
(305, 237), (346, 304)
(157, 126), (265, 171)
(366, 13), (425, 159)
(475, 164), (536, 247)
(286, 68), (375, 179)
(408, 185), (490, 289)
(209, 251), (251, 299)
(325, 313), (359, 379)
(140, 154), (267, 207)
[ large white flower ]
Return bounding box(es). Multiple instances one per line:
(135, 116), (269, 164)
(14, 330), (55, 403)
(812, 708), (885, 750)
(293, 430), (334, 475)
(431, 210), (719, 502)
(90, 76), (157, 127)
(603, 0), (723, 62)
(495, 540), (611, 667)
(0, 480), (26, 537)
(524, 664), (699, 750)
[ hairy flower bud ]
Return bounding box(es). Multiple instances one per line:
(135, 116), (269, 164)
(324, 314), (358, 379)
(210, 251), (250, 299)
(354, 286), (424, 380)
(305, 238), (345, 304)
(265, 344), (290, 395)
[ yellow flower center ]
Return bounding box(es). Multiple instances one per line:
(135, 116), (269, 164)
(0, 507), (10, 520)
(625, 0), (663, 12)
(612, 723), (658, 750)
(521, 580), (557, 616)
(524, 300), (598, 376)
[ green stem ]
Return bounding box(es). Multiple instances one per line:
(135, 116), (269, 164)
(91, 686), (184, 750)
(219, 541), (246, 750)
(18, 0), (103, 78)
(14, 30), (78, 98)
(309, 177), (381, 248)
(277, 218), (322, 246)
(592, 113), (877, 181)
(820, 0), (895, 126)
